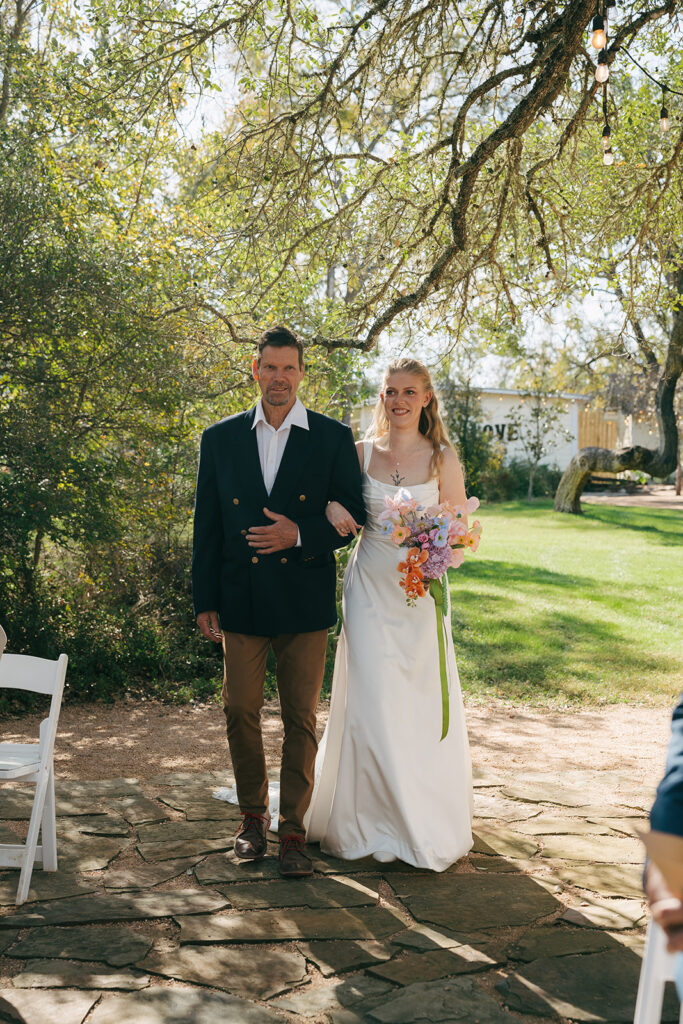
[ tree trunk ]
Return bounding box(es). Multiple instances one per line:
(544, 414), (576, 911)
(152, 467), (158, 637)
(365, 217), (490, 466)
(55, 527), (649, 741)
(527, 464), (536, 502)
(555, 266), (683, 515)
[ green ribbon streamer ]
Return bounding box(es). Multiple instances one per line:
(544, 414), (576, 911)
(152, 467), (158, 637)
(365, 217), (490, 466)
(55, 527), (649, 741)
(429, 574), (450, 741)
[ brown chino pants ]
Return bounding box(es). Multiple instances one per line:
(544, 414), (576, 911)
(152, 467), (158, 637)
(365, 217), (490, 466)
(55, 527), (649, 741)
(221, 630), (329, 837)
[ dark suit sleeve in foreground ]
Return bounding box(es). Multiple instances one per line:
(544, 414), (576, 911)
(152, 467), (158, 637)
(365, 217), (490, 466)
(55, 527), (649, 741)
(650, 696), (683, 839)
(192, 429), (223, 617)
(297, 424), (365, 558)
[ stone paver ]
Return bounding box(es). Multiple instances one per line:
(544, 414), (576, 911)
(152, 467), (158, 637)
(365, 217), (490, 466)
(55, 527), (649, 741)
(297, 939), (394, 976)
(139, 944), (308, 998)
(6, 925), (153, 966)
(1, 889), (228, 927)
(367, 976), (520, 1022)
(272, 974), (393, 1015)
(218, 877), (379, 910)
(562, 897), (646, 930)
(88, 988), (282, 1024)
(498, 950), (680, 1021)
(0, 766), (658, 1024)
(0, 989), (98, 1024)
(369, 943), (499, 984)
(103, 857), (198, 890)
(177, 906), (403, 943)
(11, 959), (150, 989)
(540, 834), (644, 864)
(0, 873), (97, 906)
(390, 873), (560, 931)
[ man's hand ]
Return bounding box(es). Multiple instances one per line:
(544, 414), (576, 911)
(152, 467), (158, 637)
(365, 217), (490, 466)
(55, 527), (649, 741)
(197, 610), (222, 644)
(645, 861), (683, 952)
(247, 508), (298, 554)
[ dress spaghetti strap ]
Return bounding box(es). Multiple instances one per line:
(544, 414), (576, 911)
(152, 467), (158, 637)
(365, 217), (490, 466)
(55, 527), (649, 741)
(363, 439), (373, 474)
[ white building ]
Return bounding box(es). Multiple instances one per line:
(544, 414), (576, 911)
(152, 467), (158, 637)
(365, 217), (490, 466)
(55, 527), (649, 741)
(353, 387), (591, 471)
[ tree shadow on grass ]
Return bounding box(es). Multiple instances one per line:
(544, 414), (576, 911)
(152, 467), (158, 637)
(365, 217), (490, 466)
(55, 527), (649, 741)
(460, 560), (597, 594)
(454, 602), (671, 703)
(582, 504), (683, 545)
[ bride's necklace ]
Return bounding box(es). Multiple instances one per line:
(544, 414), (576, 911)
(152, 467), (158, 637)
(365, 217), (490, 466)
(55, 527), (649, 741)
(383, 443), (425, 486)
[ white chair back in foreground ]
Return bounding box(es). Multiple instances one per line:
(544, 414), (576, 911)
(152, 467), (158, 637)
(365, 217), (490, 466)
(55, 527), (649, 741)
(0, 652), (68, 905)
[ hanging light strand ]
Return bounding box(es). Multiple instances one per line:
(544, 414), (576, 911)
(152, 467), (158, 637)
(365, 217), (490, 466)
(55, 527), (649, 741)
(620, 47), (682, 135)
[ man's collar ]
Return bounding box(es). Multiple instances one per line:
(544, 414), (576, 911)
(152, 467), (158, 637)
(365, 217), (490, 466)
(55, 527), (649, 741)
(252, 397), (309, 431)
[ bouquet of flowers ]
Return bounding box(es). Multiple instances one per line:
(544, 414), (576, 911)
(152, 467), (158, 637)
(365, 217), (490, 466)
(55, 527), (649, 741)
(379, 489), (482, 740)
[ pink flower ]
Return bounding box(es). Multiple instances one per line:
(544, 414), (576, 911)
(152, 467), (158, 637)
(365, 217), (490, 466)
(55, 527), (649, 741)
(465, 496), (480, 513)
(417, 532), (428, 543)
(450, 548), (465, 568)
(448, 520), (467, 540)
(392, 525), (410, 544)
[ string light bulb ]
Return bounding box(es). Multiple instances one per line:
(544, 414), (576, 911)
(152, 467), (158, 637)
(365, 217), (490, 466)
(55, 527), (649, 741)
(591, 15), (607, 49)
(603, 147), (615, 165)
(595, 53), (609, 83)
(660, 105), (670, 132)
(601, 124), (612, 150)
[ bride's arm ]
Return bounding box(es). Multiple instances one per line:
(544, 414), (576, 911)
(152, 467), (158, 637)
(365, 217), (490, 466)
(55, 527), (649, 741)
(325, 442), (365, 536)
(438, 447), (467, 507)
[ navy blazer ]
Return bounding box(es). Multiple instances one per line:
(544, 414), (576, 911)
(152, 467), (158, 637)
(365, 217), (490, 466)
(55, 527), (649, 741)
(651, 696), (683, 838)
(192, 406), (365, 636)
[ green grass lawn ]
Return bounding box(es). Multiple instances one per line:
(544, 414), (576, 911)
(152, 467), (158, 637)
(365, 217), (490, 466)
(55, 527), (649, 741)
(450, 500), (683, 706)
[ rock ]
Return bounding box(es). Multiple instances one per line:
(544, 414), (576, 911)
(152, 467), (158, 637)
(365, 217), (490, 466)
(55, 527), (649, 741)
(0, 929), (18, 954)
(137, 819), (236, 845)
(369, 944), (498, 985)
(0, 989), (98, 1024)
(218, 877), (378, 910)
(540, 834), (644, 864)
(58, 814), (129, 837)
(157, 790), (242, 822)
(562, 897), (646, 930)
(59, 835), (133, 872)
(115, 795), (171, 826)
(515, 816), (614, 836)
(6, 925), (153, 966)
(0, 873), (97, 906)
(471, 827), (538, 859)
(11, 959), (149, 990)
(309, 852), (422, 875)
(390, 873), (560, 931)
(272, 975), (393, 1015)
(148, 771), (226, 786)
(1, 889), (228, 928)
(0, 788), (105, 819)
(390, 927), (465, 951)
(195, 852), (282, 884)
(177, 906), (403, 943)
(589, 816), (650, 837)
(501, 780), (591, 807)
(297, 939), (394, 976)
(138, 836), (234, 862)
(498, 950), (680, 1021)
(88, 988), (282, 1024)
(367, 976), (519, 1022)
(506, 926), (618, 961)
(103, 858), (199, 890)
(553, 862), (646, 900)
(139, 944), (307, 999)
(472, 792), (541, 821)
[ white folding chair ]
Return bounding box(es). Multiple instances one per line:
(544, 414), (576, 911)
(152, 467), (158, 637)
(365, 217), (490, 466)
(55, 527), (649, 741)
(0, 652), (68, 905)
(0, 624), (6, 656)
(634, 919), (683, 1024)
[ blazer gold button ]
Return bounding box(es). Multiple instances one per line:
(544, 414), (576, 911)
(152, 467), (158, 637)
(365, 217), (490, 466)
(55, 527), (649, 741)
(280, 557), (287, 564)
(241, 529), (247, 536)
(251, 556), (258, 564)
(233, 498), (239, 505)
(299, 494), (306, 501)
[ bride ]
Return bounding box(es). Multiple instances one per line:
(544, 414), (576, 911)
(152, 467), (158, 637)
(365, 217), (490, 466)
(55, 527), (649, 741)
(217, 358), (473, 872)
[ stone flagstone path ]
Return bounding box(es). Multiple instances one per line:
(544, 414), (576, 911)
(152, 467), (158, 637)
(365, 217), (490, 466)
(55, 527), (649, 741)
(0, 766), (678, 1024)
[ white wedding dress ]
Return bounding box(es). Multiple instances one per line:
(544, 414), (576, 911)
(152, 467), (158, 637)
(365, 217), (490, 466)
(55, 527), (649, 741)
(216, 440), (473, 872)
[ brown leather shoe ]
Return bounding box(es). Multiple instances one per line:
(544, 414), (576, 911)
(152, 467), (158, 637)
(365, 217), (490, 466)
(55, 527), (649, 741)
(279, 833), (313, 877)
(234, 812), (270, 861)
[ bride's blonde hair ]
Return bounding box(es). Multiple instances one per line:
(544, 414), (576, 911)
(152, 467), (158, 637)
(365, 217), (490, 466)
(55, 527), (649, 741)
(365, 358), (454, 478)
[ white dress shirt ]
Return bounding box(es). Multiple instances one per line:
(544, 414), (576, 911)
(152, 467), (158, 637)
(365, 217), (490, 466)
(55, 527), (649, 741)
(252, 398), (309, 546)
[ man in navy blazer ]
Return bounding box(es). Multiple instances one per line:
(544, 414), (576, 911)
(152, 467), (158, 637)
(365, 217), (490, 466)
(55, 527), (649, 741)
(192, 326), (365, 877)
(646, 697), (683, 965)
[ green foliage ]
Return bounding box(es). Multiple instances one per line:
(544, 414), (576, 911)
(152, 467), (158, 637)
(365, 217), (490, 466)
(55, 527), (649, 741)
(438, 376), (501, 498)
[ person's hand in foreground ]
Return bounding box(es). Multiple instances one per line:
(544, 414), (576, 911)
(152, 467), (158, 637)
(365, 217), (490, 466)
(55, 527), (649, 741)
(645, 860), (683, 952)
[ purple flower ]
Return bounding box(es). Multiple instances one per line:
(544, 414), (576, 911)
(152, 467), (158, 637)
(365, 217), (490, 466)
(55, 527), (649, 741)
(423, 544), (453, 579)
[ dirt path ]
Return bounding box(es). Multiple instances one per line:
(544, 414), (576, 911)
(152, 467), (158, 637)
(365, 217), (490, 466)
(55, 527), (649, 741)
(1, 699), (675, 801)
(582, 483), (683, 510)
